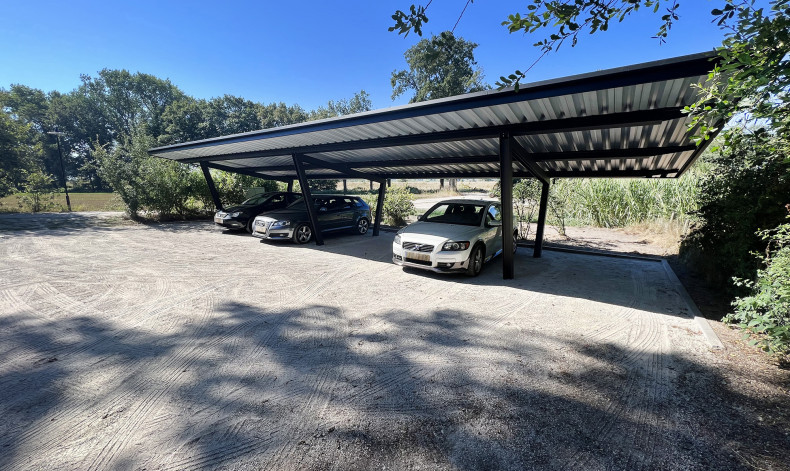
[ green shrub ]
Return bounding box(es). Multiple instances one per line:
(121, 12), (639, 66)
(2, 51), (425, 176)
(382, 186), (415, 225)
(18, 170), (57, 212)
(726, 219), (790, 358)
(680, 131), (790, 287)
(360, 187), (415, 226)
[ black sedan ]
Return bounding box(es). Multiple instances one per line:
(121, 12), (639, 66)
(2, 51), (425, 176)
(251, 194), (371, 243)
(213, 192), (301, 233)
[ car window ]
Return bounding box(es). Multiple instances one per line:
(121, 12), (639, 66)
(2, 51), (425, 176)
(487, 204), (502, 223)
(342, 198), (355, 209)
(241, 193), (271, 205)
(269, 194), (285, 205)
(421, 203), (486, 226)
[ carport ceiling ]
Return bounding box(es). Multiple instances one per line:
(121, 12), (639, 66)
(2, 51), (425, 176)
(148, 52), (721, 181)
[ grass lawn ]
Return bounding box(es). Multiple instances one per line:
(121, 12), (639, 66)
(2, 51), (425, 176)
(0, 192), (126, 213)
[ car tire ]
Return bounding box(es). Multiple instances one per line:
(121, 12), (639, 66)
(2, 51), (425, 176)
(356, 217), (370, 235)
(293, 223), (312, 244)
(246, 218), (255, 234)
(465, 244), (484, 277)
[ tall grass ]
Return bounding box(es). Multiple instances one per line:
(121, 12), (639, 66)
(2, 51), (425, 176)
(552, 167), (703, 229)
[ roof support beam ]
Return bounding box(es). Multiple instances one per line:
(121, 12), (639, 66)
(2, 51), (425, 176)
(534, 180), (550, 258)
(500, 132), (515, 280)
(200, 162), (223, 211)
(292, 154), (324, 246)
(236, 144), (695, 174)
(511, 139), (549, 184)
(528, 145), (697, 162)
(204, 162), (291, 182)
(548, 169), (679, 178)
(175, 107), (686, 164)
(297, 155), (384, 183)
(373, 181), (385, 237)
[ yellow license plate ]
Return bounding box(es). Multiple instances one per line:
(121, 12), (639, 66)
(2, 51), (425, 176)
(406, 251), (431, 261)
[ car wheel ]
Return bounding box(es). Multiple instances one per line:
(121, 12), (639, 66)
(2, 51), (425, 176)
(513, 230), (518, 254)
(465, 244), (484, 277)
(293, 223), (312, 244)
(356, 217), (370, 235)
(246, 218), (255, 234)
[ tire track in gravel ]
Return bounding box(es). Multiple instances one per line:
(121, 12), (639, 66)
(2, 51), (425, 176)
(4, 290), (219, 464)
(84, 261), (369, 471)
(561, 266), (671, 470)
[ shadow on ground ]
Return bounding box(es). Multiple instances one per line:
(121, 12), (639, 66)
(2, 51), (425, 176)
(0, 300), (787, 470)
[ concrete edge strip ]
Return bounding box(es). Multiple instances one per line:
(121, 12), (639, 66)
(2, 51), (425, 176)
(518, 242), (663, 262)
(660, 259), (724, 350)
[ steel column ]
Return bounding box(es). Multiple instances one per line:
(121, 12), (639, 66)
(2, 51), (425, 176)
(534, 180), (550, 258)
(287, 180), (293, 192)
(200, 162), (223, 211)
(500, 133), (515, 279)
(292, 154), (324, 246)
(373, 180), (386, 236)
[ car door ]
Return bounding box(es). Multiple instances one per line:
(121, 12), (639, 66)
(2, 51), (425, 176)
(313, 196), (338, 230)
(333, 197), (356, 229)
(485, 203), (504, 257)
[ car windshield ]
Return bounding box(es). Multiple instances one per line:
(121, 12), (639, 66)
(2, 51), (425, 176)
(420, 203), (486, 226)
(240, 193), (272, 205)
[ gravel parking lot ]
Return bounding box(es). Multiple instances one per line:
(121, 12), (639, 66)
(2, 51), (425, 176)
(1, 215), (787, 470)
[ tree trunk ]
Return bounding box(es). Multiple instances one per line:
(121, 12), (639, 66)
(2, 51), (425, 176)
(440, 179), (444, 189)
(387, 179), (391, 187)
(369, 180), (374, 191)
(343, 179), (347, 193)
(449, 178), (457, 191)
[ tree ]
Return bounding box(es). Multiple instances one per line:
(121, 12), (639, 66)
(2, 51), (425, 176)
(390, 1), (790, 141)
(391, 32), (488, 190)
(391, 32), (487, 103)
(0, 111), (34, 195)
(310, 90), (372, 120)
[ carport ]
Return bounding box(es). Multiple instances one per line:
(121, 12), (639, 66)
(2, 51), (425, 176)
(149, 52), (721, 279)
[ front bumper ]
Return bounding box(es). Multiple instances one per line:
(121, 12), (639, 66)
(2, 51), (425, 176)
(392, 242), (471, 273)
(213, 215), (245, 229)
(251, 220), (293, 240)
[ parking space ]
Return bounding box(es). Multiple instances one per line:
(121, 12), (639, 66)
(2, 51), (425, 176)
(0, 218), (771, 469)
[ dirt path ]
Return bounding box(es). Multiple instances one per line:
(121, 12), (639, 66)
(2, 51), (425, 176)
(0, 214), (787, 470)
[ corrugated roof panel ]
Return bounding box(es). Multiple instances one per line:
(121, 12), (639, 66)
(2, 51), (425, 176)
(151, 53), (720, 180)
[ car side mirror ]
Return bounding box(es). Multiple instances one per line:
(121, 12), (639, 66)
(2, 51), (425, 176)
(486, 220), (502, 228)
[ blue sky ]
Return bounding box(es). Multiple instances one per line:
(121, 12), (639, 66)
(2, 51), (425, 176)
(1, 1), (739, 111)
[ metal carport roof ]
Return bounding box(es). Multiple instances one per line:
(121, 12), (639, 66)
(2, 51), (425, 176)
(149, 51), (721, 182)
(149, 51), (723, 279)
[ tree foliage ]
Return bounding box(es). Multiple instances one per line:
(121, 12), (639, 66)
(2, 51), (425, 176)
(391, 32), (488, 103)
(2, 67), (371, 217)
(727, 217), (790, 358)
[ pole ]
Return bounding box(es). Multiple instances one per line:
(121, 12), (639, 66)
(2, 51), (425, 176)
(500, 132), (514, 279)
(534, 180), (550, 258)
(52, 131), (71, 212)
(373, 180), (386, 236)
(292, 154), (324, 246)
(200, 163), (223, 211)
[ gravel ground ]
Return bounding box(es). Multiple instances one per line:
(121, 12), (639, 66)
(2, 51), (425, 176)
(0, 214), (788, 470)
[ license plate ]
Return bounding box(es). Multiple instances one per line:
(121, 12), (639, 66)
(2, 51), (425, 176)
(406, 251), (431, 261)
(214, 217), (223, 224)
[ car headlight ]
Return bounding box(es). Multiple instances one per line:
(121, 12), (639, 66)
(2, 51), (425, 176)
(394, 234), (401, 245)
(228, 212), (240, 218)
(442, 241), (470, 251)
(272, 220), (291, 227)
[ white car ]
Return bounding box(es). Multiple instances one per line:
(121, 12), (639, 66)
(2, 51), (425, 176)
(392, 199), (518, 276)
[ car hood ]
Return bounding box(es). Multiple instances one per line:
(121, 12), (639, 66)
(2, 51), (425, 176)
(254, 209), (305, 221)
(222, 204), (255, 214)
(398, 221), (482, 245)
